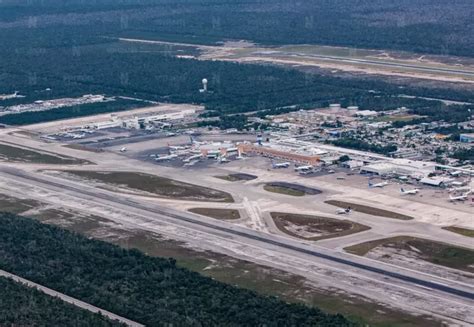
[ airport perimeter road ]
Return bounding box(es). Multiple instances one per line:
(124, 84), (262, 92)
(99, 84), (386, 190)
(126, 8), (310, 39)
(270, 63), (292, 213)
(2, 167), (473, 302)
(0, 269), (144, 327)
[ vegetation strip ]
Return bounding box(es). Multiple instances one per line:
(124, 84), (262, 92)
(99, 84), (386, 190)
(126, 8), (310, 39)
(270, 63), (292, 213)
(63, 170), (234, 202)
(189, 208), (241, 220)
(443, 226), (474, 238)
(0, 143), (88, 165)
(264, 182), (322, 197)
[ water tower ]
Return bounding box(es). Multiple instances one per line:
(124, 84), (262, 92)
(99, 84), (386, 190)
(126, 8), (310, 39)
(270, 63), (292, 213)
(200, 78), (208, 93)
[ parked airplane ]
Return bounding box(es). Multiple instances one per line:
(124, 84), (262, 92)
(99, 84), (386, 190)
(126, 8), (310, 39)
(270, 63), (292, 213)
(449, 193), (469, 202)
(189, 136), (205, 146)
(368, 180), (389, 188)
(448, 186), (471, 193)
(0, 91), (19, 100)
(183, 154), (202, 163)
(155, 154), (178, 161)
(336, 207), (352, 215)
(120, 147), (127, 152)
(400, 187), (419, 195)
(294, 165), (313, 172)
(169, 145), (188, 151)
(272, 160), (290, 169)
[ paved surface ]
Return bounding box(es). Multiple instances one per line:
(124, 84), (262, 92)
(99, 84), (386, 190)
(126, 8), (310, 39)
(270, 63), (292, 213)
(0, 269), (144, 327)
(1, 128), (473, 324)
(1, 166), (473, 323)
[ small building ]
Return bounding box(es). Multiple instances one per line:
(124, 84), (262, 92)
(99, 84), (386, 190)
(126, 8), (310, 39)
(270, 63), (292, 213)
(341, 160), (364, 169)
(355, 110), (378, 118)
(420, 177), (453, 187)
(460, 133), (474, 143)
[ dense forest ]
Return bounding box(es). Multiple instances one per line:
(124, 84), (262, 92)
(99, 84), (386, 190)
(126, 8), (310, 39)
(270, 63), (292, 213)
(0, 213), (356, 326)
(0, 277), (124, 326)
(0, 1), (472, 126)
(0, 0), (472, 57)
(0, 32), (472, 126)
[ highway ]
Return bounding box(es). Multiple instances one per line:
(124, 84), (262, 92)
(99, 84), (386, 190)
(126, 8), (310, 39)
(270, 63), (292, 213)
(0, 269), (144, 327)
(2, 166), (473, 304)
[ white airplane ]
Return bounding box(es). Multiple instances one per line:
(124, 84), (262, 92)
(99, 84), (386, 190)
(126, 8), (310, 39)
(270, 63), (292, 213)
(449, 186), (471, 193)
(0, 91), (19, 100)
(368, 180), (389, 188)
(294, 165), (313, 172)
(120, 147), (127, 152)
(272, 160), (290, 169)
(449, 193), (469, 202)
(155, 154), (178, 161)
(336, 207), (352, 215)
(189, 136), (205, 146)
(183, 154), (202, 163)
(169, 145), (188, 151)
(400, 187), (419, 195)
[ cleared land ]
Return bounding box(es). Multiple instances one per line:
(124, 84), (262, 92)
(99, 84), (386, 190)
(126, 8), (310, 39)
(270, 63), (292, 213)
(271, 212), (370, 241)
(188, 208), (241, 220)
(344, 236), (474, 273)
(0, 143), (88, 165)
(63, 171), (234, 202)
(325, 200), (413, 220)
(264, 182), (321, 197)
(215, 173), (257, 182)
(442, 226), (474, 238)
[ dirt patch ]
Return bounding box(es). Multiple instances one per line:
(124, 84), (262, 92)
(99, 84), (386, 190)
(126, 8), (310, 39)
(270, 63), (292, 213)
(264, 182), (321, 197)
(325, 200), (413, 220)
(271, 212), (370, 241)
(442, 226), (474, 238)
(215, 173), (257, 182)
(63, 170), (234, 202)
(189, 208), (241, 220)
(344, 236), (474, 273)
(0, 143), (88, 165)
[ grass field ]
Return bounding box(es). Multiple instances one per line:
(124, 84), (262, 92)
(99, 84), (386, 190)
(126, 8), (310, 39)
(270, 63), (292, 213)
(264, 184), (305, 196)
(63, 170), (234, 202)
(325, 200), (413, 220)
(189, 208), (241, 220)
(271, 212), (370, 241)
(264, 182), (321, 197)
(0, 194), (42, 214)
(215, 173), (257, 182)
(344, 236), (474, 273)
(0, 143), (88, 165)
(442, 226), (474, 238)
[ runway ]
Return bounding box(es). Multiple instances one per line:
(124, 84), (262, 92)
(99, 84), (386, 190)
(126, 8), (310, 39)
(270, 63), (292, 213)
(2, 166), (473, 303)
